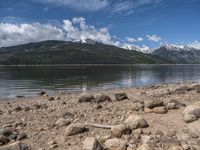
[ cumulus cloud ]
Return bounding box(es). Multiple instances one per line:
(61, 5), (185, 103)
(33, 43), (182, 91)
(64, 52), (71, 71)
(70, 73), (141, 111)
(126, 37), (143, 42)
(0, 23), (65, 47)
(0, 17), (118, 47)
(146, 34), (161, 42)
(63, 17), (116, 45)
(35, 0), (109, 11)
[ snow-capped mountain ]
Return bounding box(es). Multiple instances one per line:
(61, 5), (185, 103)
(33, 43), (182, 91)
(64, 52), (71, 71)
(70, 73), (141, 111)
(152, 44), (200, 63)
(121, 44), (154, 53)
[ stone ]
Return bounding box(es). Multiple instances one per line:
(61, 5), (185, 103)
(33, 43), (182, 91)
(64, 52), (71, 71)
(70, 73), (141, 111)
(115, 93), (128, 101)
(166, 130), (176, 137)
(183, 114), (197, 123)
(132, 102), (144, 111)
(183, 105), (200, 123)
(154, 130), (164, 137)
(48, 97), (55, 101)
(17, 132), (27, 141)
(183, 105), (200, 118)
(94, 94), (111, 102)
(141, 135), (151, 144)
(94, 104), (102, 109)
(13, 106), (23, 112)
(144, 99), (164, 109)
(104, 138), (127, 150)
(55, 118), (71, 127)
(65, 124), (87, 136)
(111, 124), (126, 138)
(0, 135), (9, 144)
(0, 128), (13, 137)
(83, 137), (103, 150)
(78, 93), (94, 102)
(166, 103), (176, 110)
(39, 91), (46, 95)
(153, 106), (167, 114)
(124, 114), (149, 130)
(55, 96), (61, 100)
(144, 108), (154, 113)
(137, 144), (152, 150)
(187, 121), (200, 138)
(24, 107), (30, 111)
(173, 86), (190, 94)
(0, 141), (29, 150)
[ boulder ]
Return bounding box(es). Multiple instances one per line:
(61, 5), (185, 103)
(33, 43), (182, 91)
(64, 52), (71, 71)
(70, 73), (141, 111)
(187, 121), (200, 138)
(0, 141), (29, 150)
(144, 99), (164, 109)
(111, 124), (126, 138)
(55, 118), (71, 127)
(132, 102), (144, 111)
(183, 105), (200, 122)
(124, 114), (149, 130)
(78, 93), (94, 102)
(0, 128), (13, 137)
(115, 93), (128, 101)
(153, 106), (167, 114)
(94, 94), (111, 102)
(183, 114), (197, 123)
(65, 124), (87, 136)
(104, 138), (127, 150)
(0, 135), (9, 144)
(83, 137), (103, 150)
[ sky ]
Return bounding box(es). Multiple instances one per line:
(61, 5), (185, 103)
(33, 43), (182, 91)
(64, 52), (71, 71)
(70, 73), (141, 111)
(0, 0), (200, 50)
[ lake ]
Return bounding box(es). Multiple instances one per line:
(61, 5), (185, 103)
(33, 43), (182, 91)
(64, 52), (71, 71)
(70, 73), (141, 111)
(0, 65), (200, 99)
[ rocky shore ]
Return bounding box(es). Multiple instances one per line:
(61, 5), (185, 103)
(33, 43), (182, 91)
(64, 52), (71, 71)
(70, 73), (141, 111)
(1, 82), (200, 150)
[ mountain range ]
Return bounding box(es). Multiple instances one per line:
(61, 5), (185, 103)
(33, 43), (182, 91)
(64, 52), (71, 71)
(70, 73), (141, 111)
(0, 40), (199, 65)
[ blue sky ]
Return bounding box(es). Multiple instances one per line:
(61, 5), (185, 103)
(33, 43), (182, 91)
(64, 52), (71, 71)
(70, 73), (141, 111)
(0, 0), (200, 50)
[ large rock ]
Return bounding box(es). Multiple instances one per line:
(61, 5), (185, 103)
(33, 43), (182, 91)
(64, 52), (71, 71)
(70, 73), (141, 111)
(144, 99), (164, 109)
(0, 135), (9, 144)
(153, 106), (168, 114)
(115, 93), (128, 101)
(183, 105), (200, 122)
(183, 114), (197, 123)
(0, 128), (13, 137)
(0, 141), (29, 150)
(65, 124), (87, 136)
(78, 93), (94, 102)
(104, 138), (127, 150)
(83, 137), (103, 150)
(94, 94), (111, 102)
(124, 114), (149, 130)
(187, 121), (200, 138)
(111, 124), (126, 138)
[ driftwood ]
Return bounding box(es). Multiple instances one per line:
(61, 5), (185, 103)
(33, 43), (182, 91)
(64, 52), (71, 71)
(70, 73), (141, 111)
(89, 124), (113, 129)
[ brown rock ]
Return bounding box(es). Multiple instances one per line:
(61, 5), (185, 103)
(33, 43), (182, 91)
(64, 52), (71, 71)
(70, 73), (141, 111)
(65, 124), (87, 136)
(83, 137), (103, 150)
(115, 93), (128, 101)
(104, 138), (127, 150)
(145, 99), (164, 109)
(111, 124), (126, 138)
(153, 106), (167, 114)
(78, 93), (94, 102)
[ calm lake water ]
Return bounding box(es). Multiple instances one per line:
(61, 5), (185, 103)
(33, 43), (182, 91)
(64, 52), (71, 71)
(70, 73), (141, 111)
(1, 65), (200, 99)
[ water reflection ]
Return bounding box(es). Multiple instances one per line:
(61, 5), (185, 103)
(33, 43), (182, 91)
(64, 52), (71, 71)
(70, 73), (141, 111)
(0, 65), (200, 99)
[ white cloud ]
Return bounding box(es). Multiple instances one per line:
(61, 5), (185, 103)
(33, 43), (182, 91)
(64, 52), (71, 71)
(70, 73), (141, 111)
(126, 37), (143, 42)
(0, 23), (65, 47)
(35, 0), (109, 11)
(63, 17), (115, 45)
(0, 17), (118, 47)
(146, 34), (161, 42)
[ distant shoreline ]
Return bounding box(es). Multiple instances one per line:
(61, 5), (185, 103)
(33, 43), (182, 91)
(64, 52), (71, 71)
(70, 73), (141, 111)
(0, 64), (200, 67)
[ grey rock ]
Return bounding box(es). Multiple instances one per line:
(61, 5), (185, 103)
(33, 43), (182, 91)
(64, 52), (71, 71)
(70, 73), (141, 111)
(78, 93), (94, 102)
(111, 124), (126, 138)
(104, 138), (127, 150)
(94, 94), (111, 102)
(115, 93), (128, 101)
(0, 128), (13, 137)
(183, 114), (197, 123)
(153, 106), (168, 114)
(65, 124), (87, 136)
(0, 141), (29, 150)
(17, 132), (27, 141)
(55, 118), (71, 127)
(124, 114), (149, 130)
(145, 99), (164, 109)
(0, 135), (9, 144)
